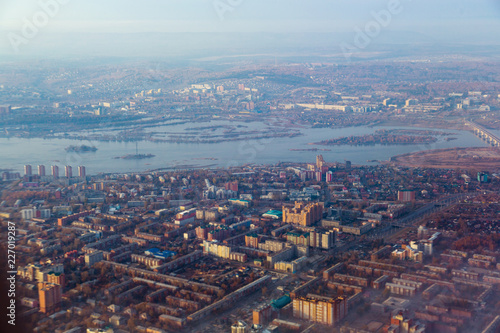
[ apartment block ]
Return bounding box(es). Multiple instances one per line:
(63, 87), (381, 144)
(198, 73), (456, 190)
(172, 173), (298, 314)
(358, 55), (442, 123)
(283, 202), (324, 226)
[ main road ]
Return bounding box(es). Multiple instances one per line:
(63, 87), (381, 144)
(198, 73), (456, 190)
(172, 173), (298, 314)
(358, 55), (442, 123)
(367, 192), (478, 240)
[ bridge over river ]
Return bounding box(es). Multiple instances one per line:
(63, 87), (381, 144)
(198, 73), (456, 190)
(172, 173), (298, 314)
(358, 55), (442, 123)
(466, 120), (500, 147)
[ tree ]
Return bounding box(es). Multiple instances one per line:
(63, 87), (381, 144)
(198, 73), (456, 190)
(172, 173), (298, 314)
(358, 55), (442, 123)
(127, 318), (136, 331)
(81, 271), (89, 283)
(458, 218), (468, 236)
(82, 285), (92, 298)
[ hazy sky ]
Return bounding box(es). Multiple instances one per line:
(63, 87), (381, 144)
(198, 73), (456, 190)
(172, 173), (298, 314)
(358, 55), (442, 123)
(1, 0), (500, 58)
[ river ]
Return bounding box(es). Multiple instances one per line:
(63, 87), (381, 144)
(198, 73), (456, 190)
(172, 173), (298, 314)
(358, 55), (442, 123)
(0, 120), (485, 175)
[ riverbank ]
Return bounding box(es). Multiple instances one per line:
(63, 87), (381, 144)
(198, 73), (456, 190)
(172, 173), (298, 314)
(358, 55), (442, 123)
(387, 147), (500, 170)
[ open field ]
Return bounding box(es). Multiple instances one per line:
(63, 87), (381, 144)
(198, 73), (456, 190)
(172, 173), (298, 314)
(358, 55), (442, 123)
(388, 147), (500, 170)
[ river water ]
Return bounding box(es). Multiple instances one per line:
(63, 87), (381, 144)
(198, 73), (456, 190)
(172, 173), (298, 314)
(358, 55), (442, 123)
(0, 120), (485, 175)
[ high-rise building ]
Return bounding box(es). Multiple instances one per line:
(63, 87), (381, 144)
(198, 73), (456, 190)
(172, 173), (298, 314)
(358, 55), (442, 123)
(286, 231), (310, 247)
(316, 155), (325, 170)
(319, 231), (335, 249)
(85, 251), (104, 267)
(345, 160), (351, 171)
(51, 165), (59, 179)
(38, 282), (62, 314)
(253, 304), (274, 326)
(195, 225), (214, 240)
(300, 171), (307, 182)
(398, 190), (415, 202)
(65, 165), (72, 178)
(315, 171), (322, 182)
(38, 165), (45, 176)
(78, 166), (86, 178)
(293, 296), (347, 326)
(47, 272), (65, 287)
(283, 202), (324, 226)
(326, 171), (333, 182)
(21, 208), (35, 220)
(24, 165), (32, 176)
(231, 320), (249, 333)
(225, 181), (238, 192)
(245, 233), (259, 248)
